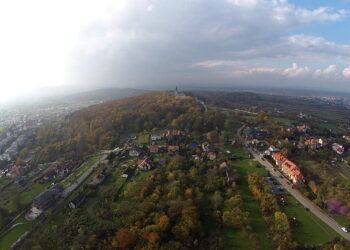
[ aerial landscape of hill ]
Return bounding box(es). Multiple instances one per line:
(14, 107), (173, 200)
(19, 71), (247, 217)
(2, 0), (350, 249)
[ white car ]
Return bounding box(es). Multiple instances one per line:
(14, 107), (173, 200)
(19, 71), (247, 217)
(341, 227), (348, 233)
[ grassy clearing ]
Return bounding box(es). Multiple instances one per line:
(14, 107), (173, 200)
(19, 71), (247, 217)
(273, 117), (294, 124)
(0, 215), (37, 250)
(20, 183), (49, 205)
(317, 122), (341, 131)
(282, 194), (339, 245)
(229, 159), (272, 250)
(62, 155), (102, 188)
(225, 146), (250, 158)
(137, 133), (149, 144)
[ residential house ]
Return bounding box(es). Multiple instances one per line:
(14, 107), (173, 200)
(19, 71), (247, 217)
(186, 144), (198, 153)
(151, 133), (162, 141)
(272, 153), (287, 167)
(158, 157), (167, 166)
(297, 124), (310, 133)
(272, 153), (305, 184)
(208, 152), (217, 160)
(168, 145), (180, 155)
(137, 157), (152, 171)
(202, 142), (210, 152)
(149, 145), (159, 153)
(165, 130), (184, 140)
(91, 173), (106, 186)
(129, 146), (143, 157)
(69, 193), (86, 209)
(32, 184), (64, 212)
(121, 167), (133, 178)
(305, 138), (324, 149)
(332, 143), (344, 154)
(343, 136), (350, 142)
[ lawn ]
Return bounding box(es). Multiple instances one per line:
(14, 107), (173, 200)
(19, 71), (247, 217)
(225, 146), (250, 158)
(273, 117), (294, 124)
(230, 156), (340, 246)
(228, 159), (272, 250)
(317, 122), (341, 131)
(0, 215), (37, 250)
(282, 194), (339, 245)
(19, 183), (49, 205)
(137, 133), (149, 144)
(61, 155), (102, 188)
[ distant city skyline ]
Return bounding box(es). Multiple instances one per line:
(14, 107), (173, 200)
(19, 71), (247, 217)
(1, 0), (350, 102)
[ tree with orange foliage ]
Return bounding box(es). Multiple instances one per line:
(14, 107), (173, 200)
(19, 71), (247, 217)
(114, 228), (136, 249)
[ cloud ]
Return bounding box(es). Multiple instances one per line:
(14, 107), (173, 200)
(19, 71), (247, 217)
(314, 65), (339, 78)
(343, 66), (350, 78)
(282, 63), (310, 77)
(63, 0), (350, 90)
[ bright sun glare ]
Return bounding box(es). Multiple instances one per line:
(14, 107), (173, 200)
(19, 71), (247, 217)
(0, 0), (124, 103)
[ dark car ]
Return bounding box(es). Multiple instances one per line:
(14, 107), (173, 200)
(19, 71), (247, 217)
(304, 207), (310, 211)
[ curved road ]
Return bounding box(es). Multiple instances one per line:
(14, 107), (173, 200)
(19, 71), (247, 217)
(236, 122), (350, 240)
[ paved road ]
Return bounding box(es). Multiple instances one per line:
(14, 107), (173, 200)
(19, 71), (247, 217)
(62, 154), (108, 197)
(234, 123), (350, 240)
(248, 147), (350, 241)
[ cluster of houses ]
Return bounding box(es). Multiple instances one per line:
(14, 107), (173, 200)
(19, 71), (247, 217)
(41, 161), (80, 181)
(272, 153), (305, 184)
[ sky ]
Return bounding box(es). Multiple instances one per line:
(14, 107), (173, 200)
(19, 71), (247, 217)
(0, 0), (350, 102)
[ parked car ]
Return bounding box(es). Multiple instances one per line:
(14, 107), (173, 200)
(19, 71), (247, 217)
(342, 227), (348, 233)
(285, 180), (291, 185)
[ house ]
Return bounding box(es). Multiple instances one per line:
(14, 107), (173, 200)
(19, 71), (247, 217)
(332, 143), (344, 154)
(202, 142), (210, 152)
(69, 193), (86, 209)
(305, 138), (324, 149)
(297, 124), (310, 133)
(165, 130), (184, 140)
(129, 146), (143, 157)
(268, 145), (280, 153)
(149, 145), (159, 153)
(208, 152), (217, 160)
(343, 136), (350, 142)
(151, 133), (162, 141)
(168, 145), (180, 155)
(137, 157), (152, 171)
(91, 173), (106, 185)
(121, 167), (134, 178)
(272, 153), (287, 167)
(32, 184), (64, 212)
(273, 154), (305, 184)
(186, 144), (198, 153)
(158, 157), (167, 166)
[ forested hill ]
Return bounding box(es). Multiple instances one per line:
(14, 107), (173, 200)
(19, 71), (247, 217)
(31, 91), (224, 163)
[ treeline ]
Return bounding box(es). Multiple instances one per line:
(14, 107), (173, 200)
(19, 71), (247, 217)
(247, 173), (296, 249)
(26, 91), (230, 163)
(21, 156), (253, 249)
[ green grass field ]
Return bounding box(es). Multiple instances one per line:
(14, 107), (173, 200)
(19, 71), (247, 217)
(137, 133), (149, 144)
(0, 215), (37, 250)
(282, 195), (339, 245)
(317, 122), (341, 131)
(226, 159), (272, 250)
(225, 146), (250, 158)
(229, 155), (340, 246)
(273, 117), (294, 124)
(62, 155), (102, 188)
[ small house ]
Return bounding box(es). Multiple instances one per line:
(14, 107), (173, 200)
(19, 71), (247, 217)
(69, 193), (86, 209)
(129, 146), (143, 157)
(121, 167), (133, 178)
(168, 145), (180, 155)
(202, 142), (210, 152)
(137, 158), (152, 171)
(151, 133), (162, 141)
(208, 152), (217, 160)
(91, 173), (106, 186)
(149, 145), (159, 153)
